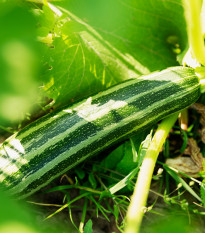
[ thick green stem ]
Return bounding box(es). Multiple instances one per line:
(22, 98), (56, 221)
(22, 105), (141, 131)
(183, 0), (205, 66)
(200, 78), (205, 93)
(124, 113), (178, 233)
(201, 0), (205, 35)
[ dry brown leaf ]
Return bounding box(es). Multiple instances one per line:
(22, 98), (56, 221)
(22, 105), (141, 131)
(184, 138), (203, 169)
(166, 138), (204, 177)
(166, 157), (201, 177)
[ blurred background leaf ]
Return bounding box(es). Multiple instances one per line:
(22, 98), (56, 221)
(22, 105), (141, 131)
(142, 209), (198, 233)
(0, 1), (42, 126)
(0, 185), (39, 233)
(0, 184), (77, 233)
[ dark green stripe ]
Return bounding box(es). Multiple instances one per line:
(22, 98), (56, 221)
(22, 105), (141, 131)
(0, 67), (200, 198)
(4, 79), (200, 193)
(13, 84), (200, 198)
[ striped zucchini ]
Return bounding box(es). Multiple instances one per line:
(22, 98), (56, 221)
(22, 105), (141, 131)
(0, 67), (201, 199)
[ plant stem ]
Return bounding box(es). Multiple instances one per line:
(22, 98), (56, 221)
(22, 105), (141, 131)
(182, 0), (205, 66)
(201, 0), (205, 35)
(0, 125), (14, 134)
(79, 198), (88, 233)
(124, 113), (178, 233)
(200, 78), (205, 93)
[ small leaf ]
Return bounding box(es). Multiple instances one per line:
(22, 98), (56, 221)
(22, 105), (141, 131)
(130, 138), (138, 162)
(0, 3), (41, 125)
(109, 167), (139, 194)
(84, 219), (93, 233)
(100, 144), (124, 170)
(40, 5), (56, 31)
(75, 167), (85, 180)
(113, 204), (119, 222)
(136, 129), (153, 166)
(115, 141), (138, 175)
(200, 182), (205, 207)
(88, 173), (97, 189)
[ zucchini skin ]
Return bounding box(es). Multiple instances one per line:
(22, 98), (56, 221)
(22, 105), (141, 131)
(0, 67), (201, 199)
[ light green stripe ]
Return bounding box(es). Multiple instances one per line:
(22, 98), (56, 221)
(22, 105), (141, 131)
(1, 75), (195, 181)
(10, 74), (183, 159)
(16, 77), (142, 140)
(8, 84), (197, 196)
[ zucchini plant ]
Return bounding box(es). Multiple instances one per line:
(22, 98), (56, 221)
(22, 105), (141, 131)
(1, 0), (205, 232)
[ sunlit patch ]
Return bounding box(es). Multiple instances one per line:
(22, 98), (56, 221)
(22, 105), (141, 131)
(19, 158), (28, 165)
(0, 96), (30, 122)
(102, 68), (106, 85)
(1, 140), (28, 167)
(0, 148), (7, 157)
(48, 2), (62, 17)
(90, 63), (97, 78)
(3, 164), (19, 175)
(0, 222), (38, 233)
(52, 114), (59, 119)
(0, 174), (5, 182)
(0, 157), (9, 168)
(124, 53), (150, 76)
(63, 109), (73, 114)
(8, 139), (25, 154)
(74, 97), (128, 122)
(4, 146), (22, 160)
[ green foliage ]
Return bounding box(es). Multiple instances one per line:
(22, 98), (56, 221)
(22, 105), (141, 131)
(99, 130), (152, 193)
(163, 164), (202, 202)
(60, 0), (187, 70)
(101, 130), (151, 173)
(84, 219), (93, 233)
(34, 0), (188, 108)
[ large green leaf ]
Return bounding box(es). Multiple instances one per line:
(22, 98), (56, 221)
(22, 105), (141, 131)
(40, 9), (142, 106)
(62, 0), (187, 70)
(40, 0), (187, 107)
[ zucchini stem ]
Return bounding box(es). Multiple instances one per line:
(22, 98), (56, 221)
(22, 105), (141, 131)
(201, 0), (205, 35)
(200, 78), (205, 93)
(182, 0), (205, 66)
(124, 113), (179, 233)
